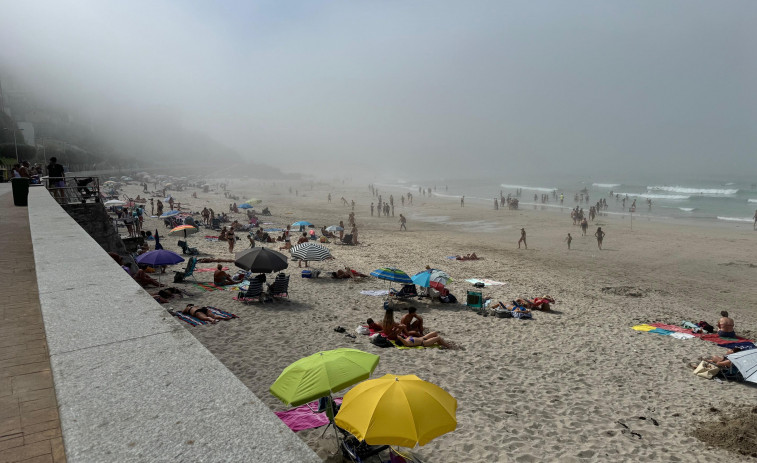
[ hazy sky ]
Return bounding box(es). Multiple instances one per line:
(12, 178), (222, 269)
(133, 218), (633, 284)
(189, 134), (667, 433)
(1, 1), (755, 181)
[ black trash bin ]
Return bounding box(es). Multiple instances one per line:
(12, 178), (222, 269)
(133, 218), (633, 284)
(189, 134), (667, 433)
(11, 177), (30, 206)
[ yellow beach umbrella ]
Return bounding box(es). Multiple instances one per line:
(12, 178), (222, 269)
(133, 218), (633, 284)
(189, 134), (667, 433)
(245, 198), (262, 205)
(334, 374), (457, 447)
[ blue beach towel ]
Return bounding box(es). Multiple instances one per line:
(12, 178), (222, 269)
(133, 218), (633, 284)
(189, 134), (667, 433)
(171, 307), (238, 326)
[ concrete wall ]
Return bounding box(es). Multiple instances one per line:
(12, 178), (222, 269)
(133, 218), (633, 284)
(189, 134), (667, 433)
(27, 188), (319, 462)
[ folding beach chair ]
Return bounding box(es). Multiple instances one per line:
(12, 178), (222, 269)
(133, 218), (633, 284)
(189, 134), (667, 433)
(267, 273), (290, 300)
(237, 279), (264, 303)
(177, 240), (199, 255)
(173, 256), (198, 283)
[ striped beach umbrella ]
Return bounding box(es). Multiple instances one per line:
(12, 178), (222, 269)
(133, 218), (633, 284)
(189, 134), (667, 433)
(168, 224), (199, 238)
(325, 225), (343, 232)
(370, 267), (413, 285)
(290, 242), (332, 262)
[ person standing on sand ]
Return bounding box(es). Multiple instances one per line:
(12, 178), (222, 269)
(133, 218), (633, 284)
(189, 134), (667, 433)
(399, 214), (407, 231)
(461, 196), (465, 207)
(371, 202), (374, 216)
(228, 232), (235, 253)
(328, 193), (331, 203)
(565, 233), (572, 250)
(594, 227), (605, 250)
(753, 209), (757, 230)
(518, 228), (527, 249)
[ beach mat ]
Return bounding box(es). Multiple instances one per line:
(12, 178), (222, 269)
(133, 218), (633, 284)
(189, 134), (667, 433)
(171, 307), (238, 326)
(275, 398), (343, 432)
(634, 323), (755, 348)
(196, 267), (228, 273)
(360, 290), (390, 296)
(465, 278), (506, 286)
(191, 282), (242, 292)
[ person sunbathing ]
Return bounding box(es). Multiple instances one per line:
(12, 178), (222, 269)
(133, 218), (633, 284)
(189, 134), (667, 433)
(455, 253), (480, 260)
(400, 307), (424, 336)
(131, 268), (164, 288)
(182, 304), (225, 324)
(152, 287), (184, 303)
(396, 332), (450, 348)
(214, 264), (242, 286)
(332, 267), (368, 279)
(366, 318), (383, 332)
(530, 295), (555, 310)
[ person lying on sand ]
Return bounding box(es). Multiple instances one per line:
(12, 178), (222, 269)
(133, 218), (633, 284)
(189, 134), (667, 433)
(366, 318), (383, 332)
(151, 287), (184, 303)
(332, 267), (368, 279)
(396, 332), (450, 349)
(455, 253), (480, 260)
(530, 295), (555, 310)
(400, 307), (424, 336)
(182, 304), (225, 324)
(214, 264), (243, 286)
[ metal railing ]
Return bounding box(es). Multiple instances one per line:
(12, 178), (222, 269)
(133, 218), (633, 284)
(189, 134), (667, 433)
(45, 176), (101, 205)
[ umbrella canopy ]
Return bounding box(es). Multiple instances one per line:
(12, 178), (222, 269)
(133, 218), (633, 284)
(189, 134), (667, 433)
(238, 203), (253, 209)
(412, 269), (452, 290)
(290, 242), (332, 262)
(325, 225), (344, 232)
(292, 221), (313, 227)
(234, 247), (289, 273)
(168, 224), (199, 237)
(270, 348), (380, 407)
(726, 349), (757, 384)
(160, 210), (180, 218)
(245, 198), (263, 205)
(334, 374), (458, 447)
(135, 249), (184, 267)
(370, 267), (413, 285)
(104, 199), (126, 207)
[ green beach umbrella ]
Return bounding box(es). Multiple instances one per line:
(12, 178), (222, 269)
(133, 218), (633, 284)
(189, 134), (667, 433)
(270, 348), (380, 406)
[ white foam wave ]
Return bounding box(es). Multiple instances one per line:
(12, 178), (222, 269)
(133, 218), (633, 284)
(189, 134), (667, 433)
(500, 184), (556, 192)
(748, 199), (757, 203)
(678, 208), (695, 212)
(717, 216), (753, 223)
(648, 186), (738, 195)
(592, 183), (620, 188)
(615, 192), (690, 200)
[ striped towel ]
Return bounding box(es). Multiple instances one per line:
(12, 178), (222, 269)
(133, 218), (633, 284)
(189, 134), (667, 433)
(171, 307), (238, 326)
(196, 267), (228, 273)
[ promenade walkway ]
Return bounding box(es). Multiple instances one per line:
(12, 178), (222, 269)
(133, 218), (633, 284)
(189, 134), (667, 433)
(0, 186), (66, 463)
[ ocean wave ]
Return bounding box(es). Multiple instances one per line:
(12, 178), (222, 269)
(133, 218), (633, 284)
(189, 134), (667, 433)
(678, 208), (696, 212)
(500, 184), (556, 192)
(648, 186), (738, 195)
(615, 192), (690, 200)
(748, 199), (757, 203)
(592, 183), (620, 188)
(717, 216), (753, 223)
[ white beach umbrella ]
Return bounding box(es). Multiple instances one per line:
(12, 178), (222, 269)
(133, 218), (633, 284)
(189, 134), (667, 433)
(104, 199), (126, 207)
(726, 349), (757, 384)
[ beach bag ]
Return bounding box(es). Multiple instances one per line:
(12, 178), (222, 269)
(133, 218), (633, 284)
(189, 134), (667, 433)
(301, 269), (312, 278)
(370, 334), (393, 348)
(473, 282), (485, 288)
(697, 321), (715, 334)
(356, 326), (370, 335)
(693, 361), (720, 379)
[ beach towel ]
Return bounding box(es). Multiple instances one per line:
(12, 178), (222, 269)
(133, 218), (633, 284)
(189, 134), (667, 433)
(632, 324), (656, 332)
(719, 341), (757, 351)
(669, 332), (696, 340)
(446, 256), (457, 260)
(191, 282), (241, 292)
(204, 235), (219, 241)
(196, 267), (228, 273)
(264, 228), (284, 232)
(360, 290), (390, 297)
(650, 328), (673, 335)
(171, 307), (238, 326)
(465, 278), (506, 286)
(392, 341), (441, 350)
(274, 398), (343, 432)
(649, 323), (693, 334)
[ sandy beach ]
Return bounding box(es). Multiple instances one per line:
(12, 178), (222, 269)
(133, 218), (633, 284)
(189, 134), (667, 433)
(123, 178), (757, 462)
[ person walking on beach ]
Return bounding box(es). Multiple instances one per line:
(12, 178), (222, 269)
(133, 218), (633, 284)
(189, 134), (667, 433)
(371, 202), (374, 216)
(565, 233), (572, 250)
(399, 214), (407, 231)
(753, 209), (757, 230)
(227, 232), (235, 253)
(518, 228), (527, 249)
(594, 227), (605, 250)
(461, 196), (464, 207)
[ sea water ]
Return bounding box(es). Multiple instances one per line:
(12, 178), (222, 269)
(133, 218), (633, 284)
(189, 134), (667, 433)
(375, 175), (757, 226)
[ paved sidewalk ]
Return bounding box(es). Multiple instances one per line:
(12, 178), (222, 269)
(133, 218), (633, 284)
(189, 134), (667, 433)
(0, 188), (66, 463)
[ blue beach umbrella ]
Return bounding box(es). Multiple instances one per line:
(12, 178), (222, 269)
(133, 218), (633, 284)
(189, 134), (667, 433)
(370, 267), (413, 285)
(412, 269), (452, 290)
(411, 270), (433, 288)
(292, 221), (313, 227)
(239, 203), (253, 209)
(160, 210), (181, 218)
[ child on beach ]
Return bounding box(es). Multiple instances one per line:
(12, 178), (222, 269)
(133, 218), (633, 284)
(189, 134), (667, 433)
(565, 233), (572, 250)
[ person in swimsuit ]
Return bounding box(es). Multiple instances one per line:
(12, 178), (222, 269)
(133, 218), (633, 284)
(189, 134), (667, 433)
(396, 332), (451, 348)
(518, 228), (527, 249)
(400, 307), (424, 336)
(717, 310), (736, 337)
(214, 264), (242, 286)
(182, 304), (225, 324)
(594, 227), (605, 250)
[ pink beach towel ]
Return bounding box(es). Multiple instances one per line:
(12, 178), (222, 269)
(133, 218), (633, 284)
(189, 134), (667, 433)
(275, 398), (343, 432)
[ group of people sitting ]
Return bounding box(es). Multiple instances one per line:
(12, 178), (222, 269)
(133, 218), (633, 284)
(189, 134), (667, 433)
(367, 307), (452, 348)
(490, 296), (555, 318)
